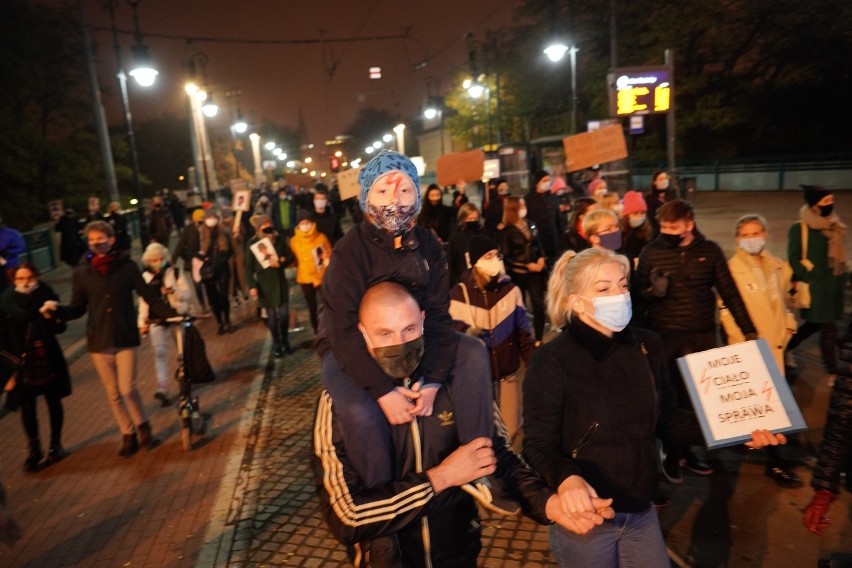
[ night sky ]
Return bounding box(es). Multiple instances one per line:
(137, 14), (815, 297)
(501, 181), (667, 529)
(69, 0), (525, 156)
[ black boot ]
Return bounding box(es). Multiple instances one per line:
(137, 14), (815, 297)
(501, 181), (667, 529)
(118, 433), (139, 458)
(23, 438), (43, 472)
(137, 421), (156, 449)
(283, 338), (294, 354)
(44, 442), (67, 467)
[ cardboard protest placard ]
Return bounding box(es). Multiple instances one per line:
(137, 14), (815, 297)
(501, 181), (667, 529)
(337, 166), (362, 201)
(676, 340), (806, 449)
(436, 150), (485, 187)
(283, 173), (315, 189)
(249, 237), (276, 270)
(232, 189), (252, 212)
(563, 125), (628, 172)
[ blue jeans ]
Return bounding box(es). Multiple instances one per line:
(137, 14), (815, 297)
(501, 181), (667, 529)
(549, 504), (669, 568)
(321, 333), (493, 487)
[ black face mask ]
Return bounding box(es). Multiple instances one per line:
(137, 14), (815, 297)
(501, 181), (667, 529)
(261, 227), (275, 234)
(658, 232), (684, 248)
(370, 335), (425, 380)
(464, 221), (480, 232)
(819, 204), (834, 217)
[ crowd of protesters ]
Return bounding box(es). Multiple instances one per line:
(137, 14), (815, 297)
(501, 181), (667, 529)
(0, 154), (849, 565)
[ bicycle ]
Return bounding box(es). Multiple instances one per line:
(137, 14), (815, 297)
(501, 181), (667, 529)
(164, 315), (207, 450)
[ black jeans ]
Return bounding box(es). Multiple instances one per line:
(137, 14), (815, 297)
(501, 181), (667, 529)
(266, 304), (289, 350)
(20, 390), (64, 447)
(203, 266), (231, 325)
(300, 284), (322, 333)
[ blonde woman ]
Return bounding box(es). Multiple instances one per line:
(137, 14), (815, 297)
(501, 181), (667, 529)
(581, 209), (622, 252)
(523, 248), (787, 567)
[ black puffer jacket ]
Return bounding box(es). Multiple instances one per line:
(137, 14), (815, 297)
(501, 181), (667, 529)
(811, 375), (852, 494)
(634, 232), (755, 334)
(318, 222), (456, 398)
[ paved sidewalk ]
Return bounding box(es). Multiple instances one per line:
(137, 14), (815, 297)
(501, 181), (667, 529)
(1, 192), (851, 567)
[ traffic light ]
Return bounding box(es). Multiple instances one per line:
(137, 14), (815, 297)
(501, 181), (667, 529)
(330, 156), (341, 172)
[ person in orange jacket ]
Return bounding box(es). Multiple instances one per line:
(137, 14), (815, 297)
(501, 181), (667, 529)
(289, 210), (332, 335)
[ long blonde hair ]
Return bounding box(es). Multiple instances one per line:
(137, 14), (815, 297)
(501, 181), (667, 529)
(546, 248), (630, 328)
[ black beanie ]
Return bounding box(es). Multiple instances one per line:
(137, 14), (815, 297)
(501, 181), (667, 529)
(533, 170), (550, 185)
(297, 208), (313, 223)
(468, 235), (500, 267)
(802, 184), (831, 208)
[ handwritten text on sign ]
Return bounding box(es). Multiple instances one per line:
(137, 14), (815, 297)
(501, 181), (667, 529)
(680, 341), (792, 442)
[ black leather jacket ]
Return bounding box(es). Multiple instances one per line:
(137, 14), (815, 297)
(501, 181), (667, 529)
(501, 224), (544, 275)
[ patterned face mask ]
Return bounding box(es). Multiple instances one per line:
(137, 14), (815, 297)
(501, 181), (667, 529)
(365, 202), (418, 235)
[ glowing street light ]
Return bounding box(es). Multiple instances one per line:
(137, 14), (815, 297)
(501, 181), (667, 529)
(265, 141), (276, 151)
(382, 133), (393, 143)
(272, 147), (282, 155)
(543, 40), (580, 134)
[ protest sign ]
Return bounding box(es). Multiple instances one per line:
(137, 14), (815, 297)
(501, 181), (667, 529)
(676, 339), (806, 449)
(563, 126), (627, 172)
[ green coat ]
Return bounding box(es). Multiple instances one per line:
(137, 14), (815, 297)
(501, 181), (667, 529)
(787, 221), (847, 323)
(245, 234), (295, 308)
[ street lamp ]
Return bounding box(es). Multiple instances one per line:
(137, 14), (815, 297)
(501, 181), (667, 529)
(106, 0), (157, 248)
(543, 40), (580, 134)
(423, 95), (446, 155)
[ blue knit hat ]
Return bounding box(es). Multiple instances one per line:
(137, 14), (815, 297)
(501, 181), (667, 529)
(358, 150), (421, 211)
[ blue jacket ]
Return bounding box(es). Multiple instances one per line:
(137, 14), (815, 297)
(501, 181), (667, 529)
(0, 226), (26, 269)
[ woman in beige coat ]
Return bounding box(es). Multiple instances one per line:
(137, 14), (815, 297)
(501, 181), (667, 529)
(719, 214), (801, 488)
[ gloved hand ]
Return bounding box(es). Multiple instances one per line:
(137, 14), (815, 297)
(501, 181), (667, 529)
(649, 268), (669, 297)
(745, 332), (759, 341)
(803, 489), (837, 535)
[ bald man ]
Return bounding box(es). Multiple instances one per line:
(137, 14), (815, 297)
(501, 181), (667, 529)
(313, 282), (614, 567)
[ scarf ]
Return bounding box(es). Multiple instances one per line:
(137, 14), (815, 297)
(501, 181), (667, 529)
(90, 251), (118, 276)
(799, 205), (848, 276)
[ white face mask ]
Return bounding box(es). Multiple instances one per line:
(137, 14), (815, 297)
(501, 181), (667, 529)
(628, 214), (647, 228)
(204, 217), (218, 227)
(298, 222), (312, 233)
(519, 208), (528, 219)
(476, 257), (505, 278)
(314, 199), (327, 210)
(654, 178), (670, 191)
(15, 282), (38, 295)
(583, 292), (632, 332)
(738, 236), (766, 255)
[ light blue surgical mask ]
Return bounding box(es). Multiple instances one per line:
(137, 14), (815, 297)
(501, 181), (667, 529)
(584, 292), (632, 332)
(738, 236), (766, 255)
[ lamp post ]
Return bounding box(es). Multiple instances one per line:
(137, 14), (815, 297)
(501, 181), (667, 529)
(544, 41), (580, 134)
(226, 90), (247, 178)
(423, 96), (445, 155)
(393, 124), (406, 155)
(249, 133), (263, 186)
(106, 0), (157, 248)
(186, 53), (219, 199)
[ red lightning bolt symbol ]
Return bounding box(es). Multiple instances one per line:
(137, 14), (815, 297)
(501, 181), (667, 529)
(761, 381), (774, 401)
(700, 368), (711, 395)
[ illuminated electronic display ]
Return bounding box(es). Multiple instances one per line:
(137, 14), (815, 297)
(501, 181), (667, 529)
(607, 67), (672, 117)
